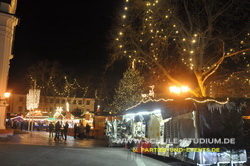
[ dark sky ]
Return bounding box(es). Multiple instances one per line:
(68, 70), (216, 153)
(8, 0), (121, 93)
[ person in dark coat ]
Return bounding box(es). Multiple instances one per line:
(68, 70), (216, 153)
(85, 123), (91, 139)
(74, 123), (78, 138)
(48, 122), (54, 138)
(79, 124), (85, 139)
(54, 121), (61, 141)
(63, 122), (69, 140)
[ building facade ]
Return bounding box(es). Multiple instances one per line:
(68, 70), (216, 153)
(0, 0), (18, 129)
(7, 94), (95, 117)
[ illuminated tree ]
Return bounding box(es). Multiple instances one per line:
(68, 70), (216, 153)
(114, 67), (145, 113)
(28, 60), (88, 113)
(28, 60), (63, 97)
(109, 0), (250, 97)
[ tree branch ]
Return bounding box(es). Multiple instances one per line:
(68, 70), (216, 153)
(211, 0), (234, 22)
(131, 37), (200, 97)
(202, 48), (250, 84)
(184, 0), (193, 31)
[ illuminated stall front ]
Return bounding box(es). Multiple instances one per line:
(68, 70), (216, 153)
(122, 98), (248, 165)
(25, 110), (49, 130)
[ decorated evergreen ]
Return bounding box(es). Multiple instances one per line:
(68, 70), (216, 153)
(114, 67), (145, 113)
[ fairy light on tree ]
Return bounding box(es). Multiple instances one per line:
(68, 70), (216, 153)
(113, 67), (145, 113)
(109, 0), (250, 98)
(29, 61), (89, 114)
(26, 81), (40, 131)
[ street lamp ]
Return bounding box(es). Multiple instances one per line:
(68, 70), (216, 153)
(3, 92), (11, 114)
(181, 86), (189, 93)
(4, 92), (11, 98)
(169, 86), (181, 95)
(169, 86), (189, 95)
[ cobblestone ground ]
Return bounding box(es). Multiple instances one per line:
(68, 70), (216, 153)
(0, 130), (192, 166)
(0, 130), (108, 148)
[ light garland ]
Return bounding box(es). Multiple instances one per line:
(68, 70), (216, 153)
(126, 98), (174, 111)
(126, 97), (229, 111)
(29, 75), (88, 98)
(185, 98), (229, 105)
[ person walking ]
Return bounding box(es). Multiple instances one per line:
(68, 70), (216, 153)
(48, 122), (54, 138)
(86, 123), (91, 139)
(74, 123), (78, 138)
(79, 123), (85, 139)
(54, 121), (61, 141)
(63, 122), (69, 140)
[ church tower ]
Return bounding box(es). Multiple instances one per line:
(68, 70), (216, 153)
(0, 0), (18, 129)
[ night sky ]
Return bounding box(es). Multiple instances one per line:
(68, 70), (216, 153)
(8, 1), (121, 93)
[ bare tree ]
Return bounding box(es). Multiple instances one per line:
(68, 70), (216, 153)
(28, 60), (63, 97)
(108, 0), (250, 97)
(28, 60), (88, 114)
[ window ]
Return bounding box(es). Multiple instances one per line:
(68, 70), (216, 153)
(78, 100), (82, 105)
(50, 107), (54, 111)
(18, 106), (23, 112)
(62, 99), (65, 104)
(86, 100), (90, 105)
(68, 99), (71, 104)
(56, 99), (60, 103)
(73, 100), (76, 104)
(19, 97), (24, 102)
(50, 99), (54, 103)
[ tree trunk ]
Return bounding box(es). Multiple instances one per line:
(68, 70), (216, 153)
(196, 74), (206, 97)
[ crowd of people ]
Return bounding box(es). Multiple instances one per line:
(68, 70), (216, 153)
(48, 121), (91, 141)
(6, 119), (47, 131)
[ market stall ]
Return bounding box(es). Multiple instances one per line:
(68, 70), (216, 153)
(25, 110), (49, 131)
(121, 98), (248, 165)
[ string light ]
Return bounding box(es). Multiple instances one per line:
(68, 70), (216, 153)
(126, 97), (229, 111)
(29, 76), (88, 98)
(115, 0), (249, 99)
(185, 98), (229, 105)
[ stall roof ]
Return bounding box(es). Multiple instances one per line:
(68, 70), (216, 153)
(124, 98), (235, 118)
